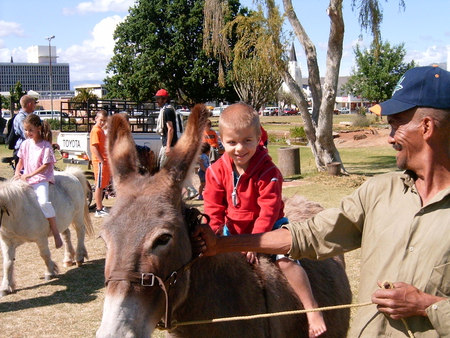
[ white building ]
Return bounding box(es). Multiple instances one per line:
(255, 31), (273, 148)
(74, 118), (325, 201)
(74, 84), (107, 98)
(0, 45), (70, 94)
(282, 43), (303, 94)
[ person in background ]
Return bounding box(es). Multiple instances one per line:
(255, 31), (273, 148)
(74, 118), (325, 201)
(14, 114), (62, 249)
(193, 66), (450, 337)
(203, 102), (326, 337)
(197, 142), (211, 200)
(203, 119), (223, 163)
(90, 110), (110, 218)
(154, 89), (178, 168)
(13, 95), (36, 165)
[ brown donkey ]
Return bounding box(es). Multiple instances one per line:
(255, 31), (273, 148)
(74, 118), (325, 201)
(97, 104), (352, 338)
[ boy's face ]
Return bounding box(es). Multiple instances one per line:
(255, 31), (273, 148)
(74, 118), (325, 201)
(221, 125), (259, 172)
(95, 114), (108, 129)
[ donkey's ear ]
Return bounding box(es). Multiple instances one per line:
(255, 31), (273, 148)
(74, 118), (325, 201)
(162, 104), (209, 185)
(107, 114), (139, 186)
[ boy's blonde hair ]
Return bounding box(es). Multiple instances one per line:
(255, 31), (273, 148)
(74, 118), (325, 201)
(219, 103), (261, 138)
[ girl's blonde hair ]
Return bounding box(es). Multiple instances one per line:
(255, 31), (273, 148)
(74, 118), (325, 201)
(24, 114), (53, 143)
(219, 103), (261, 138)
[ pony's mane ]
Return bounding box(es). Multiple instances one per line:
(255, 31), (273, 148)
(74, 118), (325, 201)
(0, 179), (35, 211)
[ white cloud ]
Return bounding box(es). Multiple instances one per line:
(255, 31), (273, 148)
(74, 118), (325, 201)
(58, 15), (124, 83)
(406, 45), (448, 67)
(0, 21), (25, 38)
(63, 0), (135, 15)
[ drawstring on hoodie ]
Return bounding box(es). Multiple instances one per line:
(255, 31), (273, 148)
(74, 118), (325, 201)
(232, 172), (240, 206)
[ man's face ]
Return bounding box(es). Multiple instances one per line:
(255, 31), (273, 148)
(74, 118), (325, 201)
(24, 100), (36, 113)
(155, 97), (167, 107)
(387, 108), (422, 170)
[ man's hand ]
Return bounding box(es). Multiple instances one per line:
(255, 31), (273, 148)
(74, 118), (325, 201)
(372, 281), (444, 320)
(191, 224), (219, 256)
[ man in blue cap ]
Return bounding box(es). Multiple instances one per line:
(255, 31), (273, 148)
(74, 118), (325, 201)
(192, 66), (450, 337)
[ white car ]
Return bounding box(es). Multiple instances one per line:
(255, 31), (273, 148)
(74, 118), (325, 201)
(212, 106), (228, 117)
(339, 107), (350, 114)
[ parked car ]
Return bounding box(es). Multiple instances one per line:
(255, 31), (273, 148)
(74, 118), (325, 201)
(283, 108), (298, 116)
(263, 107), (279, 116)
(34, 110), (70, 121)
(339, 107), (350, 114)
(1, 110), (11, 120)
(212, 106), (228, 117)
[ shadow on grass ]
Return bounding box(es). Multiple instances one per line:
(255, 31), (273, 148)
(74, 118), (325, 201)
(344, 155), (397, 176)
(0, 258), (105, 313)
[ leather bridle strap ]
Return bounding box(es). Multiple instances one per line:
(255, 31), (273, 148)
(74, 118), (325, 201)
(105, 253), (203, 330)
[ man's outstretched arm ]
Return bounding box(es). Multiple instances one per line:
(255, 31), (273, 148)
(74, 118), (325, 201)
(191, 224), (292, 256)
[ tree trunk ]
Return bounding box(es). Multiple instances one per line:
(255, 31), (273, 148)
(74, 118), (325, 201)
(281, 0), (346, 173)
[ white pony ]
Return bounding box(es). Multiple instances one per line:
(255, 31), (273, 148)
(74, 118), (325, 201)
(0, 166), (94, 296)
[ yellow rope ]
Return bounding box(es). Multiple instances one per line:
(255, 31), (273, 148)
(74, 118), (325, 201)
(159, 280), (415, 337)
(381, 281), (415, 338)
(169, 301), (373, 329)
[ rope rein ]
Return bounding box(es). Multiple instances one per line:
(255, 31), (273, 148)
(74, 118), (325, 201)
(164, 301), (374, 329)
(158, 280), (415, 338)
(381, 281), (415, 338)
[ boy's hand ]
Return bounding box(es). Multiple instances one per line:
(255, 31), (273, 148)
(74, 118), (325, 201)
(244, 251), (259, 265)
(191, 224), (219, 256)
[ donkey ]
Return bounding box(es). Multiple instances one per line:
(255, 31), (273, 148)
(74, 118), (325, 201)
(0, 166), (94, 296)
(97, 105), (352, 337)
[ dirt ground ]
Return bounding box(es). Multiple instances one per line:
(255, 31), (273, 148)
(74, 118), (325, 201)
(334, 127), (390, 148)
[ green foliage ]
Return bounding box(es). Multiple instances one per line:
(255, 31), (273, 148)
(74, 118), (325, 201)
(9, 82), (27, 112)
(289, 126), (306, 138)
(352, 115), (372, 128)
(104, 0), (241, 105)
(224, 4), (287, 111)
(342, 40), (415, 103)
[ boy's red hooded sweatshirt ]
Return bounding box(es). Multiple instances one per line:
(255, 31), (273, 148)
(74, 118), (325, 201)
(204, 146), (284, 235)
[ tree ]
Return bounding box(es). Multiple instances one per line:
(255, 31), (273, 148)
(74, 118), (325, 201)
(9, 82), (27, 113)
(104, 0), (242, 105)
(204, 0), (404, 173)
(71, 88), (99, 110)
(342, 41), (415, 104)
(222, 5), (287, 111)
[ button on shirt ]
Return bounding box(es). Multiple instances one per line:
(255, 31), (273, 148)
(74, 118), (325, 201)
(284, 171), (450, 337)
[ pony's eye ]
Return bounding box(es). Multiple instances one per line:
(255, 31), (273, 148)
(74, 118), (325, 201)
(153, 234), (172, 248)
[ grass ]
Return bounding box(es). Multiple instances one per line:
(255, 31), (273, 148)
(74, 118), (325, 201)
(0, 125), (397, 337)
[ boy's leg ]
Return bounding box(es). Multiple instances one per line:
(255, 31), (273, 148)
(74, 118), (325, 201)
(276, 258), (326, 338)
(48, 217), (63, 249)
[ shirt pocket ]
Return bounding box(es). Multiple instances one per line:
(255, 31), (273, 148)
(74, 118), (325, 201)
(427, 262), (450, 297)
(226, 209), (255, 233)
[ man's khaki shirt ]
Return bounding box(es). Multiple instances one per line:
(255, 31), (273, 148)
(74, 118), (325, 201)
(285, 171), (450, 337)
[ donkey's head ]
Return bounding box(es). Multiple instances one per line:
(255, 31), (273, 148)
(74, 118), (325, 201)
(97, 104), (209, 337)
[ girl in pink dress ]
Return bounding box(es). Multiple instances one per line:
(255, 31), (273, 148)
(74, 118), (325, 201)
(14, 114), (62, 249)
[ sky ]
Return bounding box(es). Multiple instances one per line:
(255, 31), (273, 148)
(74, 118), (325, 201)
(0, 0), (449, 89)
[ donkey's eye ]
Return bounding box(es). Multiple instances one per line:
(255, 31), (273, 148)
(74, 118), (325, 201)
(153, 234), (172, 248)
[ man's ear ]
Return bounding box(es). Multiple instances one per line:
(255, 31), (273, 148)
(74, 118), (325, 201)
(421, 116), (435, 141)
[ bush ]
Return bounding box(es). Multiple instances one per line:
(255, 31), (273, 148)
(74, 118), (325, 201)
(352, 115), (372, 128)
(290, 126), (306, 138)
(47, 118), (61, 131)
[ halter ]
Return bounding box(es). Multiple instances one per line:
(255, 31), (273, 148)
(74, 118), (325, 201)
(104, 208), (209, 331)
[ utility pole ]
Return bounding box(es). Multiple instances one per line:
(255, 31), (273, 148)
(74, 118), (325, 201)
(45, 35), (55, 119)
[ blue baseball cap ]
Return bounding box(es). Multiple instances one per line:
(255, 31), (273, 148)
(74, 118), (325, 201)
(370, 65), (450, 116)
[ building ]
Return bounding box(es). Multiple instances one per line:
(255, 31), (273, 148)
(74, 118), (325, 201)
(282, 43), (303, 94)
(0, 45), (70, 93)
(74, 84), (107, 99)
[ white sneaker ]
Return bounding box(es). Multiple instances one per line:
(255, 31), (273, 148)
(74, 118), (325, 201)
(95, 208), (109, 218)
